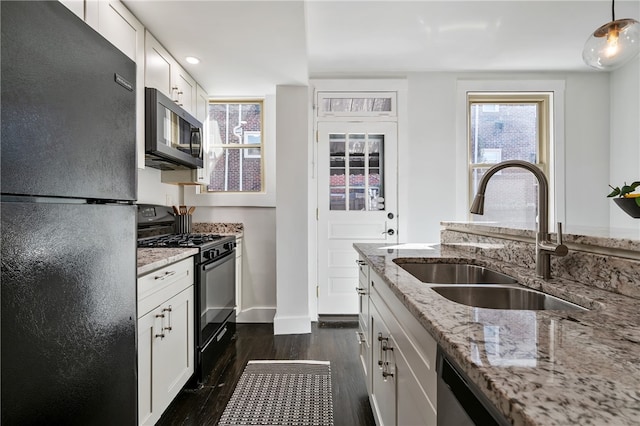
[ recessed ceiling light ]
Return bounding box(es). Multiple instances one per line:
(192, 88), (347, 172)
(185, 56), (200, 65)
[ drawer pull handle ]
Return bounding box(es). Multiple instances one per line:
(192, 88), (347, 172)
(356, 331), (365, 345)
(155, 333), (165, 339)
(355, 287), (367, 295)
(382, 370), (394, 381)
(163, 306), (173, 332)
(154, 270), (176, 280)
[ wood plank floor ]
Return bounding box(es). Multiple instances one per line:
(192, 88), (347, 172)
(157, 322), (376, 426)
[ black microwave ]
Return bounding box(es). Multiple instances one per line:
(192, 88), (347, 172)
(144, 87), (203, 170)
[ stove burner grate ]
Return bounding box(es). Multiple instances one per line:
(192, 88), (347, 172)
(137, 233), (223, 248)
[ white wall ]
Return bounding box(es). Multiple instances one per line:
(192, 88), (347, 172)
(403, 72), (611, 242)
(610, 57), (640, 236)
(137, 167), (182, 206)
(274, 85), (311, 334)
(191, 206), (277, 322)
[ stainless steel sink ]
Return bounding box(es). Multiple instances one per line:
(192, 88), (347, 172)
(432, 286), (587, 311)
(394, 261), (518, 285)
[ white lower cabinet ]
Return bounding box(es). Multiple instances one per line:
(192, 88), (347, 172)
(356, 259), (371, 395)
(361, 256), (438, 426)
(235, 236), (243, 313)
(370, 302), (397, 426)
(138, 257), (195, 425)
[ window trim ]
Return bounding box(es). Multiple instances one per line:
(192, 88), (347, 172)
(455, 80), (566, 229)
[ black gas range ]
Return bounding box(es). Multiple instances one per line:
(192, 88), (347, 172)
(137, 204), (237, 384)
(137, 233), (236, 263)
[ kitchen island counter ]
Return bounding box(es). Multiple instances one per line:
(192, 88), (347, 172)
(354, 242), (640, 426)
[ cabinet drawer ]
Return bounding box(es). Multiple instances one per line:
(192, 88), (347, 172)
(138, 257), (194, 317)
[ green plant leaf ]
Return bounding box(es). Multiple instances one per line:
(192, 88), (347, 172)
(607, 187), (621, 197)
(620, 185), (635, 195)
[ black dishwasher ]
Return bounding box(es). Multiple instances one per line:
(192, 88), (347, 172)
(436, 347), (509, 426)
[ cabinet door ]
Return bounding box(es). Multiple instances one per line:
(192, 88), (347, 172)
(396, 347), (437, 426)
(153, 286), (195, 413)
(96, 0), (141, 61)
(370, 302), (396, 426)
(357, 258), (369, 338)
(235, 237), (243, 313)
(174, 66), (196, 114)
(145, 30), (173, 98)
(138, 306), (163, 425)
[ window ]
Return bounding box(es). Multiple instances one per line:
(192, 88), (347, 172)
(207, 101), (263, 192)
(328, 132), (385, 211)
(468, 93), (551, 225)
(317, 92), (396, 117)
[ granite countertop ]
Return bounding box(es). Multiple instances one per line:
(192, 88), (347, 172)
(354, 243), (640, 426)
(137, 247), (198, 276)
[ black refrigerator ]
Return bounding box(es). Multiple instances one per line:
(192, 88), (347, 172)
(1, 2), (137, 424)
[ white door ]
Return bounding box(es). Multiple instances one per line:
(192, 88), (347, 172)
(317, 121), (398, 314)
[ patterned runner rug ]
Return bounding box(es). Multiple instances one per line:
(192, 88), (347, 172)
(218, 360), (334, 426)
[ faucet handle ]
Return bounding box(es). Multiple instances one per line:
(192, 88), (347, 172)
(555, 222), (568, 256)
(557, 222), (563, 245)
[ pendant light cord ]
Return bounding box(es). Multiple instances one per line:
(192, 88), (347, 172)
(612, 0), (615, 21)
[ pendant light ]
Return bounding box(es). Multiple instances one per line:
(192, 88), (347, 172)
(582, 0), (640, 70)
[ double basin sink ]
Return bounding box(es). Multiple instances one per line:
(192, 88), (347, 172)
(393, 261), (587, 311)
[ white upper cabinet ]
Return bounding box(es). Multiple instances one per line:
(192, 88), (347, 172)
(144, 30), (174, 99)
(144, 31), (199, 116)
(95, 0), (142, 62)
(174, 67), (196, 113)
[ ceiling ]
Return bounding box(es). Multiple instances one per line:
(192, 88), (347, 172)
(123, 0), (640, 96)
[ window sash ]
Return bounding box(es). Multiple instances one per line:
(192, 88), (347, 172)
(467, 93), (551, 220)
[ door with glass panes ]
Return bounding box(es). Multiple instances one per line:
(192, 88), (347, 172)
(317, 121), (398, 314)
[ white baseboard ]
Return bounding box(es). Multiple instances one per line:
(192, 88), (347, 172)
(273, 313), (312, 335)
(236, 307), (276, 323)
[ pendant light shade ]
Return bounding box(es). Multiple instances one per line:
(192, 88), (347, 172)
(582, 1), (640, 70)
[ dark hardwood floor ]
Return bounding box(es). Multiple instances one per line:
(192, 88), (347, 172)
(157, 322), (376, 426)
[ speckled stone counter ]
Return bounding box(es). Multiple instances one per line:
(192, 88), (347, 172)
(192, 222), (243, 237)
(137, 247), (198, 276)
(353, 242), (640, 426)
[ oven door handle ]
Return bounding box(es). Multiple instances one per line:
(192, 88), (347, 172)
(201, 250), (234, 271)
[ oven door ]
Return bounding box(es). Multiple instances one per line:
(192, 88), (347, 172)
(198, 250), (236, 348)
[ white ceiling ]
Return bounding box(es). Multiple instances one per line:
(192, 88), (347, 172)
(123, 0), (640, 96)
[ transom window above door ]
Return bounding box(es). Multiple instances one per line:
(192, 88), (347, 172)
(317, 92), (396, 117)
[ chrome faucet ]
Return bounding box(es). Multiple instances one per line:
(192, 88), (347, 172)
(469, 160), (568, 280)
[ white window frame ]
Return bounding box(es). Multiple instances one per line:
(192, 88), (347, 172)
(455, 80), (566, 230)
(185, 95), (276, 207)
